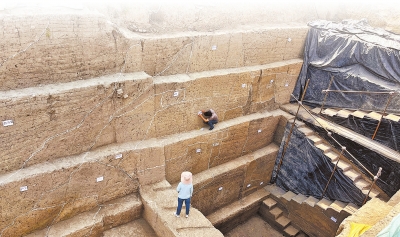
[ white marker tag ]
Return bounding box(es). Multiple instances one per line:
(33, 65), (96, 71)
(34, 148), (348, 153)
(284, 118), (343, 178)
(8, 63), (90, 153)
(242, 84), (246, 88)
(20, 186), (28, 192)
(247, 184), (251, 188)
(331, 216), (337, 222)
(218, 187), (223, 191)
(270, 80), (274, 83)
(211, 45), (217, 50)
(260, 182), (264, 185)
(288, 38), (292, 42)
(285, 83), (289, 87)
(173, 91), (179, 97)
(196, 149), (201, 153)
(258, 129), (262, 133)
(96, 176), (104, 182)
(115, 154), (122, 159)
(213, 142), (219, 147)
(3, 120), (14, 127)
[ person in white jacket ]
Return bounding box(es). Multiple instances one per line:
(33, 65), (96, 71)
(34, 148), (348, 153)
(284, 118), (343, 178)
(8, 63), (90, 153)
(175, 171), (193, 218)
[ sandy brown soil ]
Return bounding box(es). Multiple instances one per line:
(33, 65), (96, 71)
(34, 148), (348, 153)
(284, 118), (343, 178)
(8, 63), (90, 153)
(225, 214), (284, 237)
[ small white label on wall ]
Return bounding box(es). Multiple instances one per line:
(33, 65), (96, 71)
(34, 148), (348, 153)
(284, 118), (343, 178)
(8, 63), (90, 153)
(196, 149), (201, 153)
(331, 216), (337, 222)
(247, 184), (251, 188)
(288, 38), (292, 42)
(213, 143), (219, 147)
(97, 176), (104, 182)
(173, 91), (179, 97)
(211, 45), (217, 50)
(218, 187), (223, 191)
(242, 84), (246, 88)
(270, 80), (274, 84)
(258, 129), (262, 133)
(285, 82), (289, 87)
(260, 182), (264, 185)
(2, 120), (14, 127)
(115, 154), (122, 159)
(20, 186), (28, 192)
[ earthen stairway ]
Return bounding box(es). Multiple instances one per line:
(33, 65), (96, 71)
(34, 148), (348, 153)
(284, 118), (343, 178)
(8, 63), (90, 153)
(263, 184), (358, 237)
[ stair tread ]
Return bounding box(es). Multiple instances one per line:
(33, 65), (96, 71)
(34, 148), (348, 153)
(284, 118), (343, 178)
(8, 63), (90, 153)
(284, 225), (300, 236)
(292, 194), (308, 204)
(315, 143), (331, 152)
(329, 200), (347, 212)
(343, 169), (361, 181)
(352, 110), (368, 118)
(269, 207), (283, 219)
(282, 191), (297, 201)
(263, 198), (277, 209)
(298, 126), (314, 136)
(317, 198), (333, 210)
(366, 111), (382, 120)
(276, 215), (291, 228)
(362, 188), (380, 198)
(308, 135), (322, 144)
(304, 196), (319, 207)
(343, 203), (359, 214)
(325, 151), (339, 162)
(336, 160), (351, 171)
(336, 109), (353, 118)
(354, 179), (370, 189)
(289, 119), (305, 127)
(385, 114), (400, 122)
(311, 107), (321, 114)
(265, 185), (287, 198)
(322, 108), (338, 116)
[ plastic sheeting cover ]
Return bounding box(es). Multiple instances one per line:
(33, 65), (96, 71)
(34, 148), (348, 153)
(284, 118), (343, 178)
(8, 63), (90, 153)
(292, 19), (400, 113)
(271, 123), (365, 206)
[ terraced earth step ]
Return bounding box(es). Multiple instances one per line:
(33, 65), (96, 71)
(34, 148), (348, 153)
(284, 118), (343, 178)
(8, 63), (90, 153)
(325, 150), (339, 162)
(270, 207), (284, 219)
(27, 193), (142, 237)
(343, 169), (362, 181)
(265, 184), (287, 198)
(288, 118), (306, 128)
(276, 215), (291, 228)
(282, 191), (297, 201)
(303, 196), (319, 207)
(103, 218), (157, 237)
(307, 135), (323, 145)
(284, 225), (300, 237)
(316, 198), (333, 210)
(298, 126), (314, 136)
(292, 193), (308, 204)
(315, 143), (331, 152)
(263, 198), (278, 210)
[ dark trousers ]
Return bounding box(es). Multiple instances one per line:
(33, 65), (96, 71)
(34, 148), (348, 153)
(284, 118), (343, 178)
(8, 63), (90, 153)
(176, 197), (191, 215)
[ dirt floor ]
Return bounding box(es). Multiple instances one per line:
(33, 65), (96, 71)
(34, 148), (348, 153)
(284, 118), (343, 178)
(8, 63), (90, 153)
(225, 214), (284, 237)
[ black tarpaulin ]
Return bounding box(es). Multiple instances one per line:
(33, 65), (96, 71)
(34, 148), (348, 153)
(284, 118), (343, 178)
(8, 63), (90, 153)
(271, 123), (365, 206)
(292, 19), (400, 113)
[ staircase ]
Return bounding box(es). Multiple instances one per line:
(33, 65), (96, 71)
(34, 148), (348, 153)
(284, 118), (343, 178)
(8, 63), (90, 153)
(263, 184), (358, 237)
(287, 117), (381, 200)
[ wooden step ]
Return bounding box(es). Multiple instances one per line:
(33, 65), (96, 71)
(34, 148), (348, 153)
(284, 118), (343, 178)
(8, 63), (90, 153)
(265, 185), (287, 198)
(303, 196), (319, 207)
(315, 143), (331, 153)
(325, 151), (339, 162)
(343, 169), (361, 181)
(352, 110), (367, 119)
(342, 203), (359, 215)
(288, 118), (306, 128)
(298, 127), (314, 136)
(307, 135), (323, 145)
(354, 179), (370, 190)
(366, 111), (382, 120)
(329, 200), (347, 212)
(336, 109), (352, 118)
(263, 198), (277, 210)
(284, 225), (300, 237)
(282, 191), (297, 202)
(317, 198), (333, 210)
(311, 107), (321, 114)
(336, 160), (351, 171)
(269, 207), (283, 219)
(276, 215), (291, 228)
(322, 108), (338, 117)
(292, 193), (308, 204)
(384, 113), (400, 122)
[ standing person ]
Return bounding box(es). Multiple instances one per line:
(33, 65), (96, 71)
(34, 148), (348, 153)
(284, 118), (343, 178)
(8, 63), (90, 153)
(175, 171), (193, 218)
(198, 109), (218, 130)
